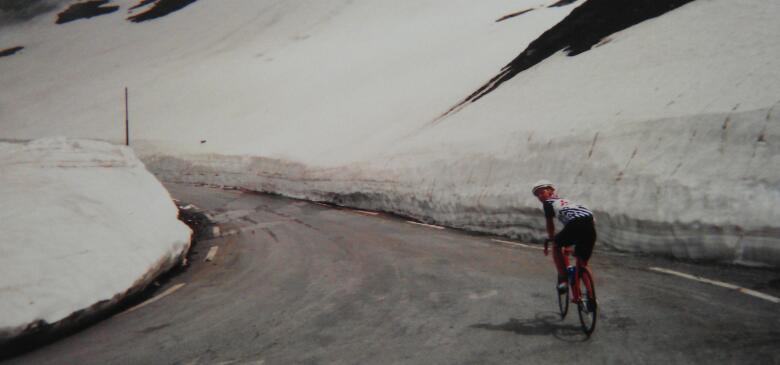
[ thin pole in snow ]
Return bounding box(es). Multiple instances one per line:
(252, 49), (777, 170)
(125, 87), (129, 146)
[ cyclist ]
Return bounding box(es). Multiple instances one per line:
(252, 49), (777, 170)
(531, 180), (596, 294)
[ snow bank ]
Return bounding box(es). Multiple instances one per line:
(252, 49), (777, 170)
(0, 138), (191, 342)
(138, 0), (780, 267)
(1, 0), (779, 266)
(144, 106), (780, 266)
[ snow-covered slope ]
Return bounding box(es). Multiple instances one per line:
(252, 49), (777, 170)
(0, 138), (191, 342)
(1, 0), (778, 265)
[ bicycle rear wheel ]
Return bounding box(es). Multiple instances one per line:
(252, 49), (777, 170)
(576, 269), (597, 335)
(557, 283), (569, 319)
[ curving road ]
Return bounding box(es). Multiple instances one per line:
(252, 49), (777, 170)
(7, 183), (780, 364)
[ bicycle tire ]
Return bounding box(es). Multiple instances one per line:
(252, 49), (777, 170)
(557, 284), (569, 319)
(577, 268), (597, 335)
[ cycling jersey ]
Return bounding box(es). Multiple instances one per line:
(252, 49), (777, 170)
(543, 198), (593, 225)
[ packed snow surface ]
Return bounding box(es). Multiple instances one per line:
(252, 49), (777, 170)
(0, 138), (191, 341)
(1, 0), (779, 265)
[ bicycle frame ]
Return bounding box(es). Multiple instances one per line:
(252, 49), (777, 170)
(557, 245), (598, 335)
(571, 258), (594, 303)
(562, 247), (593, 304)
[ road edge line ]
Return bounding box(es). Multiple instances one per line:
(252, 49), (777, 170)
(491, 239), (542, 250)
(649, 267), (779, 304)
(124, 283), (187, 314)
(406, 221), (445, 230)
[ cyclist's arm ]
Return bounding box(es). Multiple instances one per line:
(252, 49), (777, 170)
(545, 216), (555, 241)
(542, 200), (556, 255)
(542, 200), (556, 240)
(543, 216), (555, 255)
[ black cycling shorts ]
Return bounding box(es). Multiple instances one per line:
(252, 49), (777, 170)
(555, 216), (596, 261)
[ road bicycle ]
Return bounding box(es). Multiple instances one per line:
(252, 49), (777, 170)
(556, 246), (597, 335)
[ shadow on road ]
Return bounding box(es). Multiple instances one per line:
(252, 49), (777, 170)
(470, 312), (587, 342)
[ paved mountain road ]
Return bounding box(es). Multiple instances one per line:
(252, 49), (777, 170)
(8, 184), (779, 364)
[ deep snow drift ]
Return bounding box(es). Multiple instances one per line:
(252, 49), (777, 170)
(0, 0), (778, 265)
(0, 138), (191, 342)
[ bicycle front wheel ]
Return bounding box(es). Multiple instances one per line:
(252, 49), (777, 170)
(577, 268), (597, 335)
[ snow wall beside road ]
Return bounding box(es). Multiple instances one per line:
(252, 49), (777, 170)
(144, 106), (780, 267)
(2, 0), (779, 268)
(0, 138), (192, 342)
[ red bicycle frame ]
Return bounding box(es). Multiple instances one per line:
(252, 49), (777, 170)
(562, 246), (593, 304)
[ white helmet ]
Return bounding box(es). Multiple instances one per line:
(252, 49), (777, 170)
(531, 179), (555, 195)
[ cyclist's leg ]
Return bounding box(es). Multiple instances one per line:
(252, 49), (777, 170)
(572, 217), (596, 265)
(573, 218), (597, 299)
(554, 224), (576, 289)
(554, 222), (577, 274)
(551, 244), (569, 294)
(552, 242), (569, 277)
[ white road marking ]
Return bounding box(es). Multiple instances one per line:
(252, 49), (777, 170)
(205, 246), (219, 262)
(125, 283), (186, 314)
(468, 290), (498, 300)
(738, 288), (780, 303)
(211, 209), (252, 223)
(216, 228), (240, 237)
(491, 239), (543, 250)
(313, 202), (331, 207)
(649, 267), (780, 304)
(214, 361), (239, 365)
(406, 221), (445, 230)
(351, 209), (379, 216)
